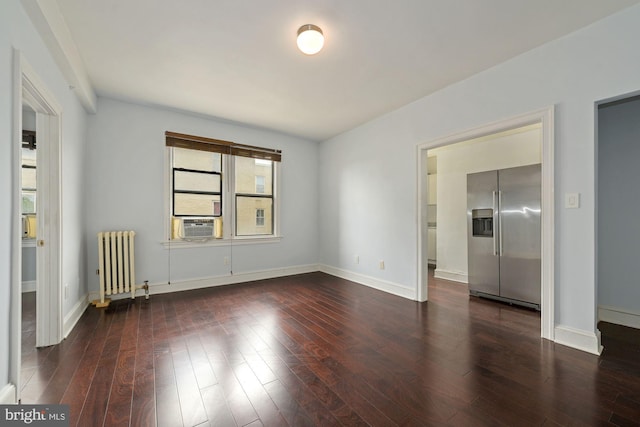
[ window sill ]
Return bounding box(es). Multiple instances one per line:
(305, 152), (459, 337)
(161, 235), (282, 249)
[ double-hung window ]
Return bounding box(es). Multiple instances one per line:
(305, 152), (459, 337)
(166, 132), (280, 241)
(235, 157), (273, 236)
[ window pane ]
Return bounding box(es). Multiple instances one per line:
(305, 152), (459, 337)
(173, 147), (221, 172)
(22, 147), (36, 167)
(22, 191), (36, 214)
(174, 194), (221, 216)
(256, 208), (265, 226)
(236, 196), (272, 236)
(255, 176), (265, 194)
(22, 167), (36, 190)
(174, 170), (220, 192)
(235, 157), (272, 195)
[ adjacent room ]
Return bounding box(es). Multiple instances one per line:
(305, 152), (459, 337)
(2, 0), (640, 425)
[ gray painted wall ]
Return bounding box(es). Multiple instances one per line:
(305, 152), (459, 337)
(319, 4), (640, 337)
(85, 97), (319, 292)
(598, 95), (640, 314)
(1, 1), (88, 396)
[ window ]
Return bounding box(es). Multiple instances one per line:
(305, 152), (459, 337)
(256, 209), (265, 227)
(255, 175), (265, 194)
(172, 148), (221, 217)
(22, 131), (36, 214)
(166, 131), (281, 240)
(235, 157), (273, 236)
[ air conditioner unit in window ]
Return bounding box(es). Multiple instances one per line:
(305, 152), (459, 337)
(180, 217), (216, 240)
(22, 215), (36, 239)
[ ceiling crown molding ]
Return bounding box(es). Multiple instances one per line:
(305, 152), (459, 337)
(20, 0), (97, 113)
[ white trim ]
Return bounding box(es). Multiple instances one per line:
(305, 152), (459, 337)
(63, 295), (89, 338)
(89, 264), (319, 301)
(416, 106), (555, 342)
(540, 106), (555, 342)
(161, 235), (282, 249)
(554, 325), (603, 355)
(11, 49), (64, 405)
(598, 305), (640, 330)
(273, 159), (282, 237)
(19, 51), (62, 113)
(164, 147), (282, 243)
(11, 49), (24, 408)
(416, 147), (430, 302)
(0, 384), (17, 404)
(30, 87), (63, 349)
(319, 264), (416, 300)
(433, 269), (468, 284)
(20, 0), (97, 112)
(22, 281), (36, 293)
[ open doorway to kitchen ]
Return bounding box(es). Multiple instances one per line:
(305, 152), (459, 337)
(417, 107), (554, 341)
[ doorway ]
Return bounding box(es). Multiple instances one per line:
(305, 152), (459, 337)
(20, 106), (38, 386)
(10, 50), (63, 402)
(596, 93), (640, 332)
(417, 107), (555, 341)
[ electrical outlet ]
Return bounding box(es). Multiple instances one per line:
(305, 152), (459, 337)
(355, 255), (359, 264)
(224, 256), (230, 265)
(64, 283), (69, 299)
(379, 260), (385, 270)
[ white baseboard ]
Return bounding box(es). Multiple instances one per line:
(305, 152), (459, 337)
(21, 280), (36, 293)
(434, 268), (468, 284)
(554, 325), (602, 355)
(88, 264), (320, 302)
(598, 305), (640, 330)
(64, 295), (89, 338)
(0, 383), (16, 404)
(319, 264), (415, 300)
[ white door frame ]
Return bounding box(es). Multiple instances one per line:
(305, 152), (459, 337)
(11, 49), (63, 402)
(416, 106), (555, 341)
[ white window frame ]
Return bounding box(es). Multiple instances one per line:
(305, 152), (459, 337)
(256, 208), (265, 227)
(163, 147), (281, 247)
(255, 175), (265, 194)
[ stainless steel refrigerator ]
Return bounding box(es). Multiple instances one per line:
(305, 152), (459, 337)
(467, 164), (541, 309)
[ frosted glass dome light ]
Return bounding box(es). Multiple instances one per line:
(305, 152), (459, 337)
(297, 24), (324, 55)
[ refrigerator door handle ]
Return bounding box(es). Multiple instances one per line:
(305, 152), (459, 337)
(498, 190), (503, 256)
(492, 191), (498, 256)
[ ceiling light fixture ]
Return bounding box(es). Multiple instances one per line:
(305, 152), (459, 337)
(296, 24), (324, 55)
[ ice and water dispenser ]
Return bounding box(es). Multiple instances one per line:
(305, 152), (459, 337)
(471, 209), (493, 237)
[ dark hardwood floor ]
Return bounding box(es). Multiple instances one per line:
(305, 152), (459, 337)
(19, 271), (640, 426)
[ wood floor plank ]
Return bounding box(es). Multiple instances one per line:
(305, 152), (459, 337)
(172, 348), (209, 427)
(19, 270), (640, 426)
(155, 347), (183, 427)
(76, 328), (123, 426)
(201, 384), (237, 427)
(130, 301), (156, 427)
(206, 350), (260, 426)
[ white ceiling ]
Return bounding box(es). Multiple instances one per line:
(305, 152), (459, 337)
(55, 0), (639, 141)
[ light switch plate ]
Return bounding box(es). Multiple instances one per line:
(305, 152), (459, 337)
(565, 193), (580, 209)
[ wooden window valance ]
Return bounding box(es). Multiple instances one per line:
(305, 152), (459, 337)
(165, 131), (282, 162)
